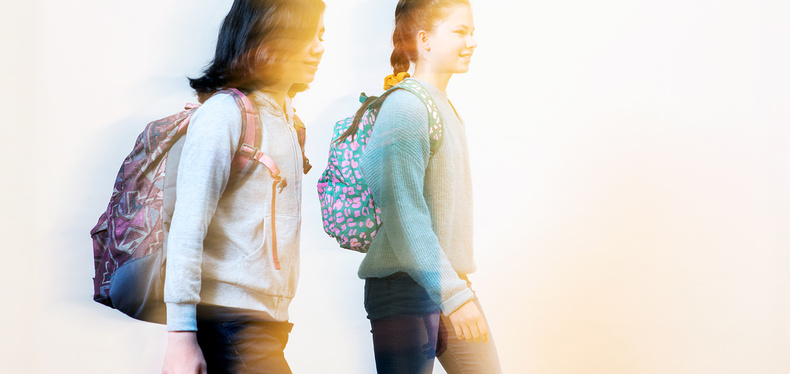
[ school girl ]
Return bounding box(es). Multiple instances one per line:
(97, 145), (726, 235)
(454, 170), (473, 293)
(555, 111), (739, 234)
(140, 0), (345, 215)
(161, 0), (325, 373)
(358, 0), (502, 373)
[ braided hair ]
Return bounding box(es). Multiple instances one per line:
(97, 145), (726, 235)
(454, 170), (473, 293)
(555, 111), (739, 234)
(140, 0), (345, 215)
(388, 0), (470, 81)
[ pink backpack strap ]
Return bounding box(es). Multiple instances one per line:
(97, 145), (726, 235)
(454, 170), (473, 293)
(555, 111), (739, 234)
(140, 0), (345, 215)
(223, 88), (284, 270)
(176, 89), (284, 270)
(238, 144), (282, 178)
(221, 88), (261, 175)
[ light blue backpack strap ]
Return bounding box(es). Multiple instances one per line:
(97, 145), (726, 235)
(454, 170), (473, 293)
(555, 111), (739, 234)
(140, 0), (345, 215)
(388, 79), (445, 155)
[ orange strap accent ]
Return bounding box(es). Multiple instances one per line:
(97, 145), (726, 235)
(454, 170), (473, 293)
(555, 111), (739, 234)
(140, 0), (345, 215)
(239, 144), (283, 271)
(270, 178), (281, 270)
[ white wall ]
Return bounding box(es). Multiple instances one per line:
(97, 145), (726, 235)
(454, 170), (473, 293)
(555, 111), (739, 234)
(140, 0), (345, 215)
(1, 0), (788, 373)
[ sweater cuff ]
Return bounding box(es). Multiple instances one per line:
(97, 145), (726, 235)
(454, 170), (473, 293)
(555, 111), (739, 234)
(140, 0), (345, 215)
(166, 302), (198, 332)
(440, 287), (475, 316)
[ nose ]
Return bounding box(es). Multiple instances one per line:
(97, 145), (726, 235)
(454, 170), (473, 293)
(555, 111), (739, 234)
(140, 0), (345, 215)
(312, 37), (325, 57)
(466, 35), (477, 49)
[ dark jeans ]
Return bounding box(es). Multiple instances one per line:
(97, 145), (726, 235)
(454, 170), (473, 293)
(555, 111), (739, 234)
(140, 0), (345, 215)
(364, 272), (502, 374)
(196, 305), (293, 374)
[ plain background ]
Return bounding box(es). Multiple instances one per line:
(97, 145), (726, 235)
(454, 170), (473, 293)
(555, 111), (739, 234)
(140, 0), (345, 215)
(1, 0), (789, 373)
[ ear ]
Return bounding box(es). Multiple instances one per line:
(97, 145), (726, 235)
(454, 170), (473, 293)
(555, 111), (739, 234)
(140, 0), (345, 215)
(417, 30), (431, 52)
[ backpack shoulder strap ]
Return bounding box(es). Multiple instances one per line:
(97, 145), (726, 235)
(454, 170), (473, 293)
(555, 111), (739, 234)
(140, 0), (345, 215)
(212, 88), (282, 181)
(218, 88), (285, 271)
(293, 115), (311, 174)
(379, 79), (445, 156)
(219, 88), (261, 175)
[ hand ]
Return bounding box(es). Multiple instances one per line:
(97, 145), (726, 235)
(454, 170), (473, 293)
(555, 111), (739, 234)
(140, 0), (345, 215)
(447, 300), (489, 343)
(162, 331), (207, 374)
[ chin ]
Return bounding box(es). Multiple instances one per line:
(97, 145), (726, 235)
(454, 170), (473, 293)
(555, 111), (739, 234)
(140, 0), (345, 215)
(300, 74), (317, 85)
(455, 66), (470, 74)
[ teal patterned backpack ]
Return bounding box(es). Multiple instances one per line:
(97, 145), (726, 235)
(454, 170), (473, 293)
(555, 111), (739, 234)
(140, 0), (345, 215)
(317, 79), (444, 252)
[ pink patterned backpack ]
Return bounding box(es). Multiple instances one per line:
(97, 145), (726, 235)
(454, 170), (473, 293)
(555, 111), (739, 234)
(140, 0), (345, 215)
(317, 80), (444, 252)
(90, 89), (307, 323)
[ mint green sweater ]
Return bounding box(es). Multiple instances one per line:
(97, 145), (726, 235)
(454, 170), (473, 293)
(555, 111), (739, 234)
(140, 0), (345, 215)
(359, 79), (476, 315)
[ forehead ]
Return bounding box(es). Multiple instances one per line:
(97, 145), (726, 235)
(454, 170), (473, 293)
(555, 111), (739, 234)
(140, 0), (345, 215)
(436, 4), (474, 29)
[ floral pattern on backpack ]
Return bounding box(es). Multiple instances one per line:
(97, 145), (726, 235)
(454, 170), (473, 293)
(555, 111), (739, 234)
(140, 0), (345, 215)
(317, 79), (443, 252)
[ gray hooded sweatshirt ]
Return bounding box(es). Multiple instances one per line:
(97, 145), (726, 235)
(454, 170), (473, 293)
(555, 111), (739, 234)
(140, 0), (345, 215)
(164, 91), (304, 331)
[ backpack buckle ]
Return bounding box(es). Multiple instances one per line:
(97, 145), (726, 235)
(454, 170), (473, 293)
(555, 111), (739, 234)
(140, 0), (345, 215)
(240, 143), (281, 179)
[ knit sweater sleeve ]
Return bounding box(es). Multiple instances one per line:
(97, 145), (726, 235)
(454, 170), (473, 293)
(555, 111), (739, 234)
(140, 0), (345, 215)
(360, 90), (474, 315)
(163, 94), (241, 331)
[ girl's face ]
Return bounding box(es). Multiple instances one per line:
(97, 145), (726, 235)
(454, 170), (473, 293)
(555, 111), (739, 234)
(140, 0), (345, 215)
(425, 5), (477, 75)
(279, 14), (325, 86)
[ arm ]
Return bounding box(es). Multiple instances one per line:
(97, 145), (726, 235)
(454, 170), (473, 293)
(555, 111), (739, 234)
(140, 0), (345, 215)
(161, 96), (241, 370)
(164, 95), (240, 331)
(361, 91), (474, 315)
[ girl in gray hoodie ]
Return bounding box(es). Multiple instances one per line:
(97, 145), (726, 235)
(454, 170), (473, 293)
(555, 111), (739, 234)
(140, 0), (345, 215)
(162, 1), (325, 373)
